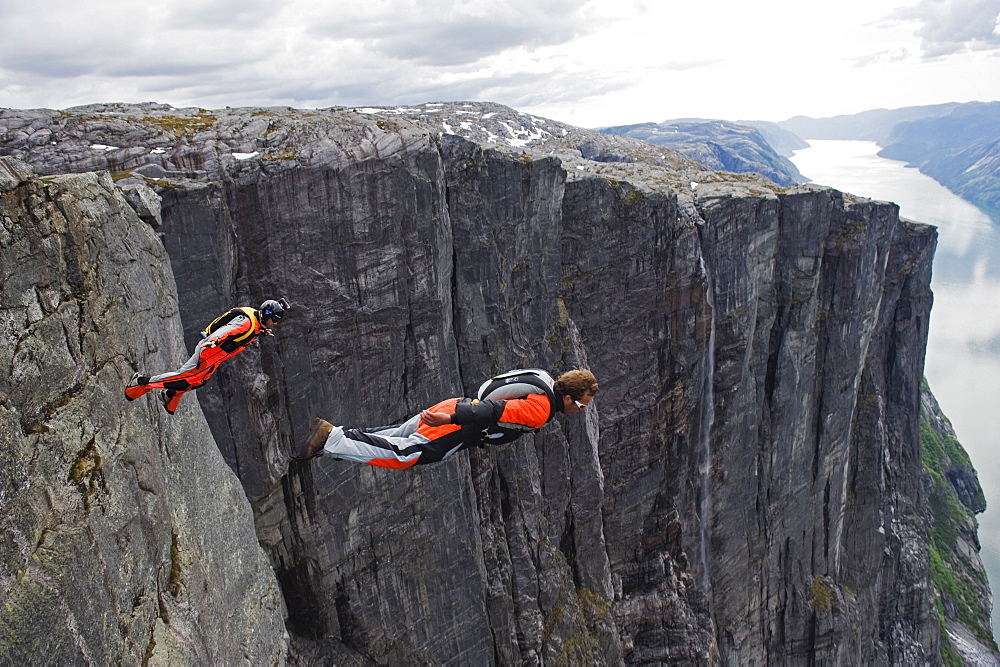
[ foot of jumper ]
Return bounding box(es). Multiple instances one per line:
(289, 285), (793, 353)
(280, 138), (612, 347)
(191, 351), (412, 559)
(297, 418), (333, 460)
(124, 372), (150, 401)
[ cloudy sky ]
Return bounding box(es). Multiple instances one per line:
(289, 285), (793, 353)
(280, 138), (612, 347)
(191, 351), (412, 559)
(1, 0), (998, 127)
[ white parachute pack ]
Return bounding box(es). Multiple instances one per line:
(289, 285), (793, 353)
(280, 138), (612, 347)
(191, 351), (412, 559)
(476, 368), (557, 423)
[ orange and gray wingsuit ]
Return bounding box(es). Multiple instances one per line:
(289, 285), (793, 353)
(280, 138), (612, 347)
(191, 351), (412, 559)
(300, 369), (567, 468)
(124, 298), (289, 414)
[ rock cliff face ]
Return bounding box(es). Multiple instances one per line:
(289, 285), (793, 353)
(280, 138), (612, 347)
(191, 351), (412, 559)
(0, 157), (287, 662)
(1, 102), (995, 664)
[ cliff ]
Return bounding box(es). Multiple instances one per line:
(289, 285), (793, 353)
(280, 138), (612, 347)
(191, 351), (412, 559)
(0, 158), (287, 662)
(0, 102), (994, 664)
(920, 384), (998, 663)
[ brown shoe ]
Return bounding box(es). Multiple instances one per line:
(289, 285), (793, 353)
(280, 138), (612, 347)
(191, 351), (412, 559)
(298, 418), (333, 459)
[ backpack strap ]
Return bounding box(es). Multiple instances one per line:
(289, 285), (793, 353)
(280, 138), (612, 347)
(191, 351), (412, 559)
(228, 307), (260, 346)
(202, 307), (261, 350)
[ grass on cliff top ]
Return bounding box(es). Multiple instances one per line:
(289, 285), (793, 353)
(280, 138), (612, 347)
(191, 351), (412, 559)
(143, 110), (217, 136)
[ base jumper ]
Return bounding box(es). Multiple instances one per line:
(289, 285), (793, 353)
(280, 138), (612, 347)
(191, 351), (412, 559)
(124, 298), (290, 414)
(299, 368), (598, 468)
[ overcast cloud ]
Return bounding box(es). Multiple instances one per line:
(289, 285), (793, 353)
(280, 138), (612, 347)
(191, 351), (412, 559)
(887, 0), (1000, 57)
(305, 0), (597, 65)
(0, 0), (998, 126)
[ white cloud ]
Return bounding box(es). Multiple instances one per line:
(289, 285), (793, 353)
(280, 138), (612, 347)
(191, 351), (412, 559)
(854, 47), (913, 66)
(0, 0), (997, 125)
(886, 0), (1000, 58)
(300, 0), (600, 65)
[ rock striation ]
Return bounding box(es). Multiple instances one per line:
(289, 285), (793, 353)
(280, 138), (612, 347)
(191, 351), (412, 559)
(1, 101), (995, 664)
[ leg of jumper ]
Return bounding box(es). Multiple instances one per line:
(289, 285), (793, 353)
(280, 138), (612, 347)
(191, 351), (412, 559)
(147, 341), (232, 391)
(161, 389), (185, 414)
(368, 414), (422, 439)
(323, 414), (429, 468)
(126, 341), (232, 410)
(125, 343), (205, 400)
(148, 344), (202, 385)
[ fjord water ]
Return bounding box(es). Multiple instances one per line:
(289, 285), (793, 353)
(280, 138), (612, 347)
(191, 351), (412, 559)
(790, 140), (1000, 635)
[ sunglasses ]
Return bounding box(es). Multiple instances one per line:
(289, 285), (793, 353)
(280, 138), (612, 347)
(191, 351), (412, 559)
(574, 399), (588, 410)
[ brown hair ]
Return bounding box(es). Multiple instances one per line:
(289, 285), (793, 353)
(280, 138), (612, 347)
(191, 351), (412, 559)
(554, 369), (598, 401)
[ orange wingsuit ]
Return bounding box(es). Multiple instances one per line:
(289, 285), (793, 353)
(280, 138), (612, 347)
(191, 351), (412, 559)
(125, 299), (289, 413)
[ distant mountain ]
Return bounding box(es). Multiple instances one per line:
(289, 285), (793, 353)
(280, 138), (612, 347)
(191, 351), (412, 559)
(778, 104), (963, 143)
(743, 121), (809, 158)
(599, 119), (805, 187)
(778, 102), (1000, 212)
(879, 103), (1000, 213)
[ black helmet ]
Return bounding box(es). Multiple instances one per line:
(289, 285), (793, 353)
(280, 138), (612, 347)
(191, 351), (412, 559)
(259, 297), (290, 322)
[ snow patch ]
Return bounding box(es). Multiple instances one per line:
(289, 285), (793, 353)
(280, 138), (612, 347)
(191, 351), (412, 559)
(90, 144), (118, 152)
(498, 121), (550, 148)
(355, 107), (421, 115)
(480, 127), (502, 144)
(232, 152), (259, 160)
(964, 154), (998, 173)
(150, 147), (166, 155)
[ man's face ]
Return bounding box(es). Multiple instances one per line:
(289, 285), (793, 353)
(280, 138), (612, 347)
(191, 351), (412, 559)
(563, 393), (594, 415)
(264, 316), (278, 328)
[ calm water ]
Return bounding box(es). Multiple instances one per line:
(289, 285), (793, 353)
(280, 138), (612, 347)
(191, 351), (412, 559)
(790, 140), (1000, 636)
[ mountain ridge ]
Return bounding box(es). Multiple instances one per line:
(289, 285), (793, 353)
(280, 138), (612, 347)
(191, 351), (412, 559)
(598, 118), (805, 186)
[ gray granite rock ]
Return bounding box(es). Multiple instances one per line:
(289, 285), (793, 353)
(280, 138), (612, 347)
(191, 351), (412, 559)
(117, 181), (162, 228)
(0, 159), (288, 663)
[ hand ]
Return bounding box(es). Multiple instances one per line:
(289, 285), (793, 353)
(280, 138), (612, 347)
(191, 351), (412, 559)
(262, 328), (274, 336)
(420, 410), (451, 427)
(206, 339), (218, 348)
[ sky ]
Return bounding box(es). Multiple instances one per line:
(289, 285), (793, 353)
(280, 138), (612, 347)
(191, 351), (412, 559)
(1, 0), (998, 128)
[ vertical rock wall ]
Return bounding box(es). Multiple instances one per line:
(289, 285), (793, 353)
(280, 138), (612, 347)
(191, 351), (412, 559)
(150, 134), (943, 663)
(694, 188), (939, 662)
(0, 158), (287, 663)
